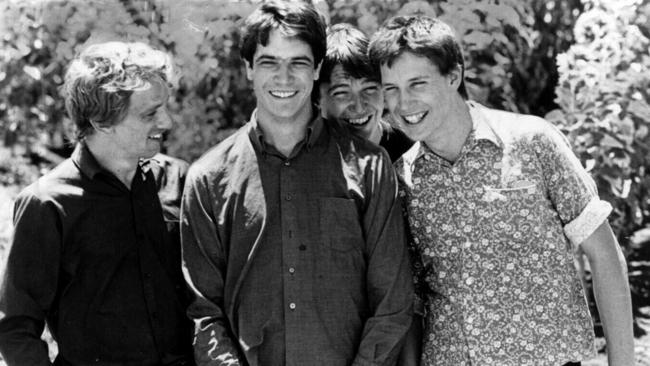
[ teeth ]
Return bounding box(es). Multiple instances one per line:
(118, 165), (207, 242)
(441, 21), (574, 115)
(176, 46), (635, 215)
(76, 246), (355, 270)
(347, 115), (372, 125)
(269, 90), (298, 98)
(402, 111), (427, 124)
(148, 134), (163, 140)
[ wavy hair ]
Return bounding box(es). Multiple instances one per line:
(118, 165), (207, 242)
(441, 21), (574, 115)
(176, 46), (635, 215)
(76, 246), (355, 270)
(61, 42), (174, 142)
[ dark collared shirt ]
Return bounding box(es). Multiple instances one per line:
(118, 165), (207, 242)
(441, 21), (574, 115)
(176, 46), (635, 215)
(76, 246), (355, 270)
(181, 112), (413, 366)
(379, 123), (414, 162)
(0, 144), (194, 366)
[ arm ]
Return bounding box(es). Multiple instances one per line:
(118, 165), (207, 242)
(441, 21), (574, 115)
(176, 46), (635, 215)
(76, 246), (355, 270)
(180, 169), (242, 366)
(533, 123), (634, 365)
(0, 192), (59, 366)
(580, 222), (634, 366)
(353, 152), (415, 366)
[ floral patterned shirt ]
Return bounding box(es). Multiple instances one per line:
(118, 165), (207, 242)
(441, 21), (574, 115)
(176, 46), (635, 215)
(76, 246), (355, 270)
(395, 102), (612, 366)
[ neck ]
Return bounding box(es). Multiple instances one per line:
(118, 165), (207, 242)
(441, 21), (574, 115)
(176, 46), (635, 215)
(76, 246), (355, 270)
(85, 135), (139, 188)
(256, 104), (314, 157)
(424, 98), (472, 163)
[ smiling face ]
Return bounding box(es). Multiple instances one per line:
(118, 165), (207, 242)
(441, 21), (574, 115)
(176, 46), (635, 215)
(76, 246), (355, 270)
(320, 64), (383, 140)
(381, 51), (461, 143)
(110, 77), (172, 160)
(246, 28), (321, 125)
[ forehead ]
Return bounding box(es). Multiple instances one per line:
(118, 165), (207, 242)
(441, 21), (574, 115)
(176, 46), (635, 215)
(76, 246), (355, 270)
(329, 64), (377, 85)
(253, 28), (314, 61)
(128, 78), (168, 110)
(380, 52), (440, 81)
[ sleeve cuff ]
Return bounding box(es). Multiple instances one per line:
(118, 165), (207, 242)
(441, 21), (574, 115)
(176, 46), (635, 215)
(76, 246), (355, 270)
(563, 197), (612, 247)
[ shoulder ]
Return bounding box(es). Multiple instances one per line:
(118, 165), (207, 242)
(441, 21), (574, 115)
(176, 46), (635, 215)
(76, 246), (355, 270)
(474, 103), (566, 146)
(14, 158), (80, 213)
(186, 125), (253, 182)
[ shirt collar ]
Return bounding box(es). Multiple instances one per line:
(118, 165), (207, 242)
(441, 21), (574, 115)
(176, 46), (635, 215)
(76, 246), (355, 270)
(72, 141), (148, 182)
(467, 100), (503, 148)
(71, 142), (104, 179)
(247, 107), (324, 154)
(404, 101), (503, 168)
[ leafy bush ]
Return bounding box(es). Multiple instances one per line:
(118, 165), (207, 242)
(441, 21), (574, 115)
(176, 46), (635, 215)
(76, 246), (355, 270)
(549, 0), (650, 324)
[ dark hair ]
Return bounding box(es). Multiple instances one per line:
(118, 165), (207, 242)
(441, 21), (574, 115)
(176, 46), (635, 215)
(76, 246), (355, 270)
(240, 0), (327, 67)
(368, 15), (468, 99)
(320, 23), (378, 84)
(61, 42), (173, 142)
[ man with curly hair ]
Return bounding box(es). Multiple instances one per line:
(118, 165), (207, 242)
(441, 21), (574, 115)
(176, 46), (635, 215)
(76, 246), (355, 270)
(0, 42), (194, 365)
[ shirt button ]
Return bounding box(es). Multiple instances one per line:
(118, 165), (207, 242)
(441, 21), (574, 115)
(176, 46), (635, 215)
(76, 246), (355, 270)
(299, 244), (306, 251)
(284, 160), (291, 166)
(289, 267), (295, 274)
(289, 302), (296, 310)
(285, 193), (292, 201)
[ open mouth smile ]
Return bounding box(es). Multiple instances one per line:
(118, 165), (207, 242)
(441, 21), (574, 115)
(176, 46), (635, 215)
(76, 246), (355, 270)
(401, 111), (428, 125)
(147, 133), (164, 141)
(345, 115), (372, 126)
(269, 90), (298, 99)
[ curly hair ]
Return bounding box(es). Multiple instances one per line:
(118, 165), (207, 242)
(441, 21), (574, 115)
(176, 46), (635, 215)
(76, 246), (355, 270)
(61, 42), (174, 142)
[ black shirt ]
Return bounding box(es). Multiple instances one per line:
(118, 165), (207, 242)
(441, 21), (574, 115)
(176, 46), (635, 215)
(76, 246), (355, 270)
(0, 144), (193, 366)
(380, 125), (414, 162)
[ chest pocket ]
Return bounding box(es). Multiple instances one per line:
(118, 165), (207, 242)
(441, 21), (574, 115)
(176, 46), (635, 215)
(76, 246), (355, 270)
(318, 197), (364, 253)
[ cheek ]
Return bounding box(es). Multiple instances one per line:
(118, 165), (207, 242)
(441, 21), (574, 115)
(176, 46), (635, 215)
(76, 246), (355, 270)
(366, 95), (383, 111)
(383, 94), (398, 112)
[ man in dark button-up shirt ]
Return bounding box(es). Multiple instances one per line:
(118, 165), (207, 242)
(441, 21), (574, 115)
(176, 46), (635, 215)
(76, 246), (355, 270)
(0, 42), (194, 365)
(180, 1), (413, 366)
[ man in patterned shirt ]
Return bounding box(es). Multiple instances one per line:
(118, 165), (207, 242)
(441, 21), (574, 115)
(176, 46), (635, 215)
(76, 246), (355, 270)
(368, 15), (634, 366)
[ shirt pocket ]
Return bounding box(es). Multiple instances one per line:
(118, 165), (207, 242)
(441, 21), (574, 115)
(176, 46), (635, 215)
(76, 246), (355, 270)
(318, 197), (364, 253)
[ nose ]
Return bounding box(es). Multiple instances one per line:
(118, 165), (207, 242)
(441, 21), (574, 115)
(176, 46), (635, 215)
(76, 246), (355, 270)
(275, 63), (293, 83)
(350, 95), (365, 114)
(396, 88), (415, 114)
(157, 109), (173, 130)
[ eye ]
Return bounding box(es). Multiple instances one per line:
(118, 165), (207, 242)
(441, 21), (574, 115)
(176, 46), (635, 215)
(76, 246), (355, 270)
(363, 86), (379, 95)
(291, 60), (313, 68)
(383, 85), (397, 94)
(257, 60), (277, 68)
(411, 81), (427, 89)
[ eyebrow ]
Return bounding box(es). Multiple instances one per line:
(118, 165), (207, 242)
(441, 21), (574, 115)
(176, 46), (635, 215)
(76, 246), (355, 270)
(327, 82), (350, 93)
(254, 54), (314, 63)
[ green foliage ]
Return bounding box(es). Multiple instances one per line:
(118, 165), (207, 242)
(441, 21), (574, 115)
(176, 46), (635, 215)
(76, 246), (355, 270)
(550, 0), (650, 313)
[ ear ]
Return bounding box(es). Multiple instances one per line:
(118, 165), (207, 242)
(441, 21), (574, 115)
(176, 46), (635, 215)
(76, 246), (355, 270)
(245, 60), (254, 81)
(313, 60), (323, 81)
(89, 120), (113, 134)
(446, 63), (463, 91)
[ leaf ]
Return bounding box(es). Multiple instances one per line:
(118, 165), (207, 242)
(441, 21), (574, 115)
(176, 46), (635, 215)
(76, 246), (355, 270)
(600, 134), (624, 149)
(628, 100), (650, 122)
(464, 31), (493, 48)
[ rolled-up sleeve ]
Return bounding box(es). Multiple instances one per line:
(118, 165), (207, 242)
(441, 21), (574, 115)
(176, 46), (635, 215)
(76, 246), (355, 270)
(0, 190), (60, 366)
(180, 168), (242, 366)
(353, 151), (414, 366)
(533, 124), (612, 247)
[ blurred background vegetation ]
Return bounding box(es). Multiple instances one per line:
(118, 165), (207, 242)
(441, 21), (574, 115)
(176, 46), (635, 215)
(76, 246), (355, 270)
(0, 0), (649, 361)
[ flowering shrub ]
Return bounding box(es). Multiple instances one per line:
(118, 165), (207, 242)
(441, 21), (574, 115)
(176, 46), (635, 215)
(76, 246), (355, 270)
(549, 0), (650, 323)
